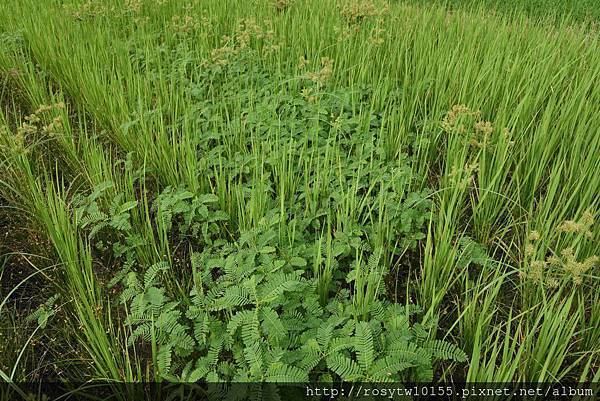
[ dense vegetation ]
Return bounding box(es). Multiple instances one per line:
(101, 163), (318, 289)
(1, 0), (598, 396)
(405, 0), (600, 24)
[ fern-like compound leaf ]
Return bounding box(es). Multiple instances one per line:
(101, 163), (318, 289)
(355, 321), (375, 372)
(326, 353), (362, 381)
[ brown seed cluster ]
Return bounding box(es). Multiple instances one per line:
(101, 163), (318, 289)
(340, 0), (388, 25)
(306, 57), (334, 86)
(274, 0), (295, 12)
(442, 104), (514, 149)
(523, 211), (597, 286)
(334, 1), (389, 43)
(65, 0), (143, 20)
(19, 103), (65, 136)
(298, 56), (310, 70)
(4, 102), (66, 155)
(65, 1), (115, 20)
(441, 104), (481, 134)
(447, 161), (479, 190)
(234, 18), (277, 50)
(300, 87), (317, 103)
(560, 247), (598, 285)
(369, 19), (387, 45)
(171, 14), (213, 36)
(557, 210), (594, 239)
(202, 18), (280, 67)
(124, 0), (142, 13)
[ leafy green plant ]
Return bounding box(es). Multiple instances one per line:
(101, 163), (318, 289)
(1, 0), (598, 389)
(115, 228), (466, 383)
(25, 294), (59, 329)
(152, 186), (229, 246)
(74, 181), (137, 239)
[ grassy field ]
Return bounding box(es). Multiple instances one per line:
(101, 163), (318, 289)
(0, 0), (599, 396)
(404, 0), (600, 24)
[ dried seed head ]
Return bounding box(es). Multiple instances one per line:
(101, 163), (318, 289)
(525, 243), (535, 257)
(298, 56), (310, 70)
(307, 57), (334, 85)
(581, 210), (594, 226)
(558, 220), (582, 234)
(528, 230), (540, 241)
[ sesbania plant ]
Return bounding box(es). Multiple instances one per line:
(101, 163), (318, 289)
(70, 172), (463, 383)
(112, 219), (466, 383)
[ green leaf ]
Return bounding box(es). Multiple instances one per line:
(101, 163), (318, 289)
(422, 340), (468, 362)
(326, 353), (362, 381)
(369, 356), (413, 380)
(144, 287), (166, 310)
(289, 257), (307, 267)
(144, 261), (170, 289)
(355, 321), (375, 371)
(260, 246), (276, 254)
(198, 194), (219, 203)
(266, 363), (308, 382)
(157, 345), (173, 376)
(89, 181), (114, 201)
(260, 307), (287, 344)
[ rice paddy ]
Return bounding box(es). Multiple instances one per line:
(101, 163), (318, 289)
(0, 0), (598, 398)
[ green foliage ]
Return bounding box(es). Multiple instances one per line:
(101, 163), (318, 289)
(25, 294), (59, 329)
(74, 182), (230, 262)
(115, 230), (466, 383)
(152, 187), (228, 242)
(2, 0), (598, 388)
(73, 181), (139, 253)
(403, 0), (600, 24)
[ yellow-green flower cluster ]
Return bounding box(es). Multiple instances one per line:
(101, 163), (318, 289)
(523, 211), (597, 286)
(557, 210), (594, 239)
(442, 104), (514, 150)
(340, 0), (389, 25)
(307, 57), (334, 86)
(202, 18), (280, 67)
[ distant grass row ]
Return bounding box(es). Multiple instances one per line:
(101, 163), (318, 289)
(402, 0), (600, 23)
